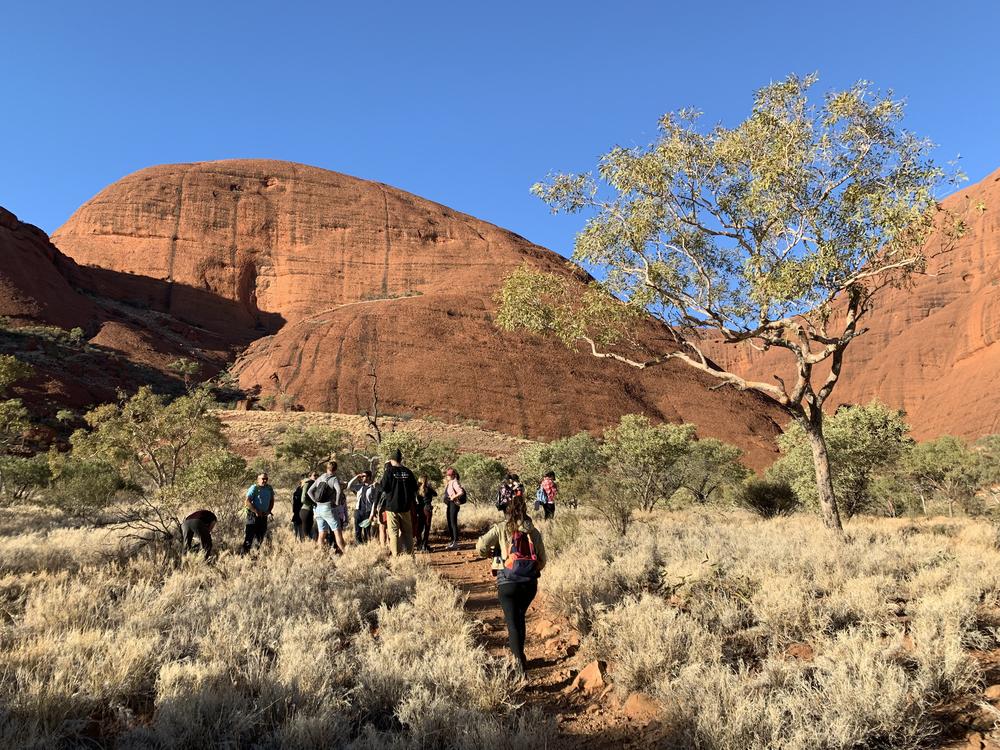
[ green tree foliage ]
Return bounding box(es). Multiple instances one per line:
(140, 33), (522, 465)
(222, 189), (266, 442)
(175, 448), (252, 510)
(601, 415), (695, 512)
(0, 454), (51, 503)
(736, 478), (800, 519)
(768, 402), (912, 518)
(590, 415), (695, 535)
(0, 355), (33, 455)
(676, 438), (750, 504)
(46, 451), (131, 518)
(453, 453), (507, 505)
(274, 425), (350, 473)
(897, 436), (984, 516)
(517, 431), (604, 502)
(70, 385), (222, 495)
(497, 75), (969, 532)
(378, 431), (457, 483)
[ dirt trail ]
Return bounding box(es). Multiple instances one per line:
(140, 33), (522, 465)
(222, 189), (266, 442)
(427, 531), (650, 749)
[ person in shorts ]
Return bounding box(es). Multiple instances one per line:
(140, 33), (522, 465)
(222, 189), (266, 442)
(308, 461), (346, 553)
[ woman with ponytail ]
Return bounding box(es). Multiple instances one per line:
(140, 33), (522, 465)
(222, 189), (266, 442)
(475, 487), (546, 676)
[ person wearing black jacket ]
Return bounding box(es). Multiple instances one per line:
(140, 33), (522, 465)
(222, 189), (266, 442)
(182, 509), (217, 559)
(379, 449), (418, 556)
(291, 472), (318, 541)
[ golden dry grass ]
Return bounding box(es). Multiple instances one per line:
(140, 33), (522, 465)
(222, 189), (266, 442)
(543, 508), (1000, 748)
(0, 509), (551, 749)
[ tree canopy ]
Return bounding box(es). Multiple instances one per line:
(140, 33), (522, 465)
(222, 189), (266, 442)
(497, 74), (970, 530)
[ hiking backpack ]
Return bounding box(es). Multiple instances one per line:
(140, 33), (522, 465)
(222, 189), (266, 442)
(535, 486), (548, 508)
(496, 529), (539, 584)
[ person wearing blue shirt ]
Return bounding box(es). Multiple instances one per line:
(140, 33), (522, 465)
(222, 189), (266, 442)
(243, 472), (275, 553)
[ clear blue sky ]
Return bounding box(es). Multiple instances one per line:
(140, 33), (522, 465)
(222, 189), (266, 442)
(3, 1), (999, 257)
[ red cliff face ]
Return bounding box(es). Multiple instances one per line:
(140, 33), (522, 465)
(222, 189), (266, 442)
(703, 167), (1000, 442)
(50, 159), (785, 467)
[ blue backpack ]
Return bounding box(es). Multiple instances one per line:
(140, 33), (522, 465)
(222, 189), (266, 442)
(496, 529), (539, 584)
(534, 486), (547, 509)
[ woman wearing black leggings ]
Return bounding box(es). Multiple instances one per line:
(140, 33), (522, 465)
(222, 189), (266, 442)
(475, 489), (547, 676)
(443, 467), (465, 550)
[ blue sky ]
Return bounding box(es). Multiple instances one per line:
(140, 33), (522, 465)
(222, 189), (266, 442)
(3, 1), (999, 257)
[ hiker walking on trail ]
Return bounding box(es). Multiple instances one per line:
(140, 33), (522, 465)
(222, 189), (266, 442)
(243, 473), (274, 553)
(309, 461), (346, 553)
(443, 467), (466, 550)
(476, 488), (546, 676)
(183, 509), (217, 559)
(414, 475), (436, 551)
(380, 449), (418, 556)
(537, 471), (558, 520)
(292, 472), (318, 541)
(347, 470), (379, 545)
(496, 473), (525, 513)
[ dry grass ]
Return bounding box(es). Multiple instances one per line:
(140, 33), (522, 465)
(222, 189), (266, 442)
(0, 511), (552, 749)
(546, 510), (1000, 749)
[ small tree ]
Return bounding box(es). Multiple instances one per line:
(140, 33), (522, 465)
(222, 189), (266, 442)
(497, 75), (971, 532)
(898, 436), (984, 516)
(676, 438), (750, 504)
(378, 431), (457, 483)
(0, 454), (51, 503)
(601, 415), (695, 512)
(595, 415), (694, 535)
(0, 355), (33, 455)
(768, 402), (911, 518)
(453, 453), (507, 504)
(69, 384), (224, 543)
(274, 425), (350, 473)
(517, 431), (605, 503)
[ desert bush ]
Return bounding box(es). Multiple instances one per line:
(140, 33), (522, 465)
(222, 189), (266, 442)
(675, 438), (750, 504)
(0, 454), (51, 502)
(517, 431), (604, 502)
(378, 431), (457, 483)
(452, 452), (507, 505)
(542, 512), (1000, 749)
(0, 531), (543, 749)
(736, 478), (800, 518)
(896, 435), (986, 517)
(274, 423), (350, 473)
(46, 452), (131, 518)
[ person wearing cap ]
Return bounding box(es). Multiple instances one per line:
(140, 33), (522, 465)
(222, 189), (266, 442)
(182, 509), (217, 559)
(379, 448), (418, 556)
(243, 472), (274, 553)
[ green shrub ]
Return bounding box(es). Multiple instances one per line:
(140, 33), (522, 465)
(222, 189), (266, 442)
(736, 479), (800, 519)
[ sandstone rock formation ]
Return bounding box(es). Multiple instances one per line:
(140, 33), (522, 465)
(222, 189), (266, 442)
(52, 159), (784, 467)
(0, 206), (235, 409)
(702, 167), (1000, 442)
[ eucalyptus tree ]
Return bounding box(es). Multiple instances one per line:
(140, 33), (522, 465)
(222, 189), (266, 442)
(497, 75), (971, 532)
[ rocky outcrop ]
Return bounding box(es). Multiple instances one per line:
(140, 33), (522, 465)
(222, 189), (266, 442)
(703, 167), (1000, 442)
(51, 159), (785, 467)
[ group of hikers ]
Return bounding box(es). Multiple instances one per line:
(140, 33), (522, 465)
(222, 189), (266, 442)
(180, 449), (557, 675)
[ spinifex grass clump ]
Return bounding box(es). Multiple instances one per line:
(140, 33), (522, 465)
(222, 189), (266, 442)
(544, 511), (998, 749)
(0, 517), (551, 749)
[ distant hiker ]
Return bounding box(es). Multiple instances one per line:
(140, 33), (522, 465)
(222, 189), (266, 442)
(243, 472), (274, 553)
(182, 509), (217, 559)
(496, 473), (525, 513)
(414, 475), (437, 551)
(308, 461), (347, 553)
(476, 486), (546, 676)
(443, 467), (466, 550)
(347, 470), (379, 545)
(538, 471), (558, 520)
(379, 449), (418, 556)
(292, 472), (318, 541)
